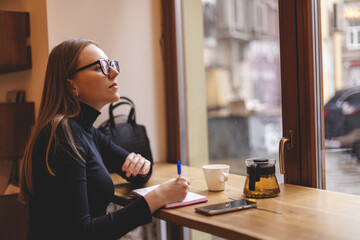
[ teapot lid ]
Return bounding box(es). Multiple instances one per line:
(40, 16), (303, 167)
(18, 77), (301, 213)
(245, 158), (276, 168)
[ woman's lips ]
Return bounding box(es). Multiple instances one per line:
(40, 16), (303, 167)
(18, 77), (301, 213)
(109, 83), (118, 88)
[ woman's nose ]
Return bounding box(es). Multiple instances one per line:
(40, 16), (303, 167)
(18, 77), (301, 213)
(108, 66), (119, 79)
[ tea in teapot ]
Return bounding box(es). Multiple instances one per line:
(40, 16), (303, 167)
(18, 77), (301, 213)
(243, 158), (280, 198)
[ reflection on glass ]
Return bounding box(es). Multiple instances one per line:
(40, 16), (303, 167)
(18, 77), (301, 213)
(202, 0), (283, 182)
(322, 0), (360, 195)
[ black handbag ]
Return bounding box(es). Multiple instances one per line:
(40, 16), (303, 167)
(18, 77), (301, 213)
(98, 97), (153, 163)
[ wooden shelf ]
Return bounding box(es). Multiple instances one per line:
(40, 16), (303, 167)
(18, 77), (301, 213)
(0, 102), (34, 160)
(0, 11), (31, 74)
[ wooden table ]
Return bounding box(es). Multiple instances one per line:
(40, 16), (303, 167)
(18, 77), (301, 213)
(111, 163), (360, 240)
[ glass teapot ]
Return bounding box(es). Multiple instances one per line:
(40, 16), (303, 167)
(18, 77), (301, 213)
(243, 158), (280, 198)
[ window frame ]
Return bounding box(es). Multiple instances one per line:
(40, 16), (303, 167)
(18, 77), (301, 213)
(161, 0), (323, 187)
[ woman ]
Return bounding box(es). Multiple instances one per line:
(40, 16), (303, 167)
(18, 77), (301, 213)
(19, 39), (190, 240)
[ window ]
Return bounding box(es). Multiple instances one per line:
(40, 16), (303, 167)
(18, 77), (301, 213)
(323, 0), (360, 195)
(347, 27), (360, 49)
(163, 0), (321, 187)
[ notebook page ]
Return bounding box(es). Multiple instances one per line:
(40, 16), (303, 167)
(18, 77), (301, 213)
(130, 185), (207, 208)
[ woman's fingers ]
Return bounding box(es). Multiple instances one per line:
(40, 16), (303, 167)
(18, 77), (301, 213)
(126, 153), (141, 177)
(139, 160), (151, 175)
(178, 177), (191, 193)
(131, 155), (145, 176)
(178, 177), (191, 186)
(122, 152), (136, 172)
(122, 153), (150, 177)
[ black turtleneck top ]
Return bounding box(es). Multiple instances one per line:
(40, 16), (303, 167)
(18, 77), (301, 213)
(28, 102), (153, 240)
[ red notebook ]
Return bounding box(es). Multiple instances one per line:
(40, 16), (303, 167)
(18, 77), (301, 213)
(130, 184), (208, 209)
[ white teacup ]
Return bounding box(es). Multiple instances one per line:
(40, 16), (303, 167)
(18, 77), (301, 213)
(202, 164), (230, 191)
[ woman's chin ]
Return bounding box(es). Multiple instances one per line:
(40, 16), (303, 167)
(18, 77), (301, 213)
(111, 93), (120, 102)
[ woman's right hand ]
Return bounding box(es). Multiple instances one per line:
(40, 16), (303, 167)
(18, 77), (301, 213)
(157, 177), (190, 204)
(144, 177), (190, 213)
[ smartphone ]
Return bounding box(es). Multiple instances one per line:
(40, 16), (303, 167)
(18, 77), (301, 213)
(195, 199), (257, 215)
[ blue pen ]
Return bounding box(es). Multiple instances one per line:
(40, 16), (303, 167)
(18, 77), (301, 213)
(177, 161), (181, 178)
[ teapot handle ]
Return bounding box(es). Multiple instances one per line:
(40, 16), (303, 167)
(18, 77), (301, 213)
(249, 163), (261, 191)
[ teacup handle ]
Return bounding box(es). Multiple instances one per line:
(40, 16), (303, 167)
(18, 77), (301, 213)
(220, 172), (229, 182)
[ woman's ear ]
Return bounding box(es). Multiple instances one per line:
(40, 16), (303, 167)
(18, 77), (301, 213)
(67, 79), (79, 97)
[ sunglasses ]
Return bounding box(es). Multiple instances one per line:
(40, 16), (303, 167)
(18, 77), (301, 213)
(74, 59), (120, 76)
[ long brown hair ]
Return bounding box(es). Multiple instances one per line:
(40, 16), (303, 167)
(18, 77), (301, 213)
(19, 39), (96, 204)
